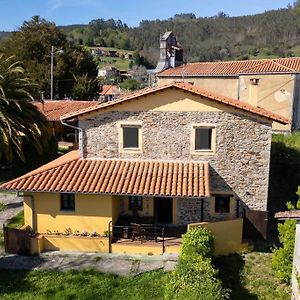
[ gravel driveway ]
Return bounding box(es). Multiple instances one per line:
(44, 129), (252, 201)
(0, 192), (23, 228)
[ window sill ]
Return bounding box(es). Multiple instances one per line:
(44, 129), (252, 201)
(191, 150), (215, 156)
(60, 210), (75, 213)
(121, 148), (142, 154)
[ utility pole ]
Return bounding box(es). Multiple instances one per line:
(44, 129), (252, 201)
(50, 46), (54, 100)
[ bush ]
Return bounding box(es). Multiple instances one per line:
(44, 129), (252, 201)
(165, 227), (227, 300)
(181, 226), (214, 258)
(272, 219), (296, 283)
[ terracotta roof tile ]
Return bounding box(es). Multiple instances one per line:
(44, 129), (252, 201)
(274, 210), (300, 220)
(99, 85), (121, 96)
(0, 151), (211, 198)
(61, 82), (289, 125)
(33, 100), (98, 121)
(159, 57), (300, 77)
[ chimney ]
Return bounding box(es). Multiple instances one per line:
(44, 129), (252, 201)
(249, 78), (259, 107)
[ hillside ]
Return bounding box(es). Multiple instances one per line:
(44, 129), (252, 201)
(1, 6), (300, 68)
(128, 8), (300, 66)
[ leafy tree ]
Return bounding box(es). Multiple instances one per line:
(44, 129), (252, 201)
(120, 78), (140, 91)
(0, 54), (53, 165)
(0, 16), (98, 100)
(71, 74), (98, 100)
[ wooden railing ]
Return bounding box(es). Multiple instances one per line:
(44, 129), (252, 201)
(108, 221), (165, 253)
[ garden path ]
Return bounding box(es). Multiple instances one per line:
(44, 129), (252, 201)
(0, 251), (179, 276)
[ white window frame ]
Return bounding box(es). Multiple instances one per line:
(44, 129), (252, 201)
(191, 123), (216, 155)
(119, 122), (142, 153)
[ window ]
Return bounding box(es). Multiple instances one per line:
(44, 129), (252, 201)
(129, 196), (143, 211)
(192, 125), (216, 154)
(214, 195), (231, 213)
(120, 124), (142, 152)
(195, 128), (212, 150)
(123, 127), (139, 148)
(60, 193), (75, 211)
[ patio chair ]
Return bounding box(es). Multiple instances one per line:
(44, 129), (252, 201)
(131, 223), (147, 243)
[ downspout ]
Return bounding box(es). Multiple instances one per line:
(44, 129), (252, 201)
(17, 191), (35, 231)
(237, 75), (241, 100)
(61, 119), (84, 158)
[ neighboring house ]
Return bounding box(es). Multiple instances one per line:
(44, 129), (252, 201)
(1, 83), (288, 255)
(33, 100), (97, 142)
(98, 85), (121, 102)
(97, 66), (119, 78)
(157, 57), (300, 132)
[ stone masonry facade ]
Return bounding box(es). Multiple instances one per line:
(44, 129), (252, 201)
(80, 111), (272, 217)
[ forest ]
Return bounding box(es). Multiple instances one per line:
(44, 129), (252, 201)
(1, 5), (300, 68)
(63, 5), (300, 67)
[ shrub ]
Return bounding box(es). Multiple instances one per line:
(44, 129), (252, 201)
(181, 226), (214, 258)
(165, 227), (227, 300)
(272, 219), (296, 283)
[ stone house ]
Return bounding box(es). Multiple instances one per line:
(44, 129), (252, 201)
(157, 57), (300, 132)
(0, 83), (288, 255)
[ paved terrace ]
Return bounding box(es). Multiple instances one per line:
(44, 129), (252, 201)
(0, 251), (179, 276)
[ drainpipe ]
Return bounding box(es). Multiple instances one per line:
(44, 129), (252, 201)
(61, 119), (84, 158)
(237, 76), (241, 100)
(17, 191), (35, 231)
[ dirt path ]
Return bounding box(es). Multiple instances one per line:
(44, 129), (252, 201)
(0, 192), (23, 228)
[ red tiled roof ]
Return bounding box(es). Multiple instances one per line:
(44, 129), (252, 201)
(99, 85), (121, 96)
(274, 210), (300, 220)
(158, 57), (300, 77)
(33, 100), (98, 121)
(0, 151), (211, 198)
(61, 82), (289, 124)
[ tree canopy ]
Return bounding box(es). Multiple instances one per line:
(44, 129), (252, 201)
(0, 54), (54, 165)
(0, 16), (98, 100)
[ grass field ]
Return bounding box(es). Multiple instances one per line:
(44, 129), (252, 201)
(215, 252), (290, 300)
(0, 269), (165, 300)
(0, 250), (290, 299)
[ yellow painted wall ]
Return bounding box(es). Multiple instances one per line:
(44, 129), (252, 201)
(188, 218), (243, 256)
(157, 76), (291, 131)
(112, 196), (120, 224)
(24, 193), (114, 236)
(240, 74), (294, 131)
(43, 235), (109, 252)
(157, 77), (239, 99)
(23, 197), (33, 228)
(121, 196), (154, 217)
(79, 88), (270, 125)
(210, 195), (236, 219)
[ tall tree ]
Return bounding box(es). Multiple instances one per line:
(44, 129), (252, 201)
(0, 16), (98, 100)
(0, 54), (52, 164)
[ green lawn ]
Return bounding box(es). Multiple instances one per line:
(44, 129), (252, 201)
(98, 56), (131, 70)
(7, 210), (24, 228)
(215, 252), (290, 300)
(0, 269), (165, 300)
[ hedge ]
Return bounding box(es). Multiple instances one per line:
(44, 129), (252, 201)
(165, 227), (228, 300)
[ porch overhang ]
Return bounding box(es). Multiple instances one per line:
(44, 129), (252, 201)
(0, 151), (211, 198)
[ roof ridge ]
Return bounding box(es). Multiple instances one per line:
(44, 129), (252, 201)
(60, 82), (289, 124)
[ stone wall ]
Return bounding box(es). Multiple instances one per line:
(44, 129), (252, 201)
(80, 111), (272, 211)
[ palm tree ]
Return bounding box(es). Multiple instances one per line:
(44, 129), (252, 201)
(0, 54), (51, 164)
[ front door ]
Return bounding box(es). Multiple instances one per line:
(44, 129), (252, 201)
(154, 197), (173, 224)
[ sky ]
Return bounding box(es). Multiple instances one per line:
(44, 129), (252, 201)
(0, 0), (293, 31)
